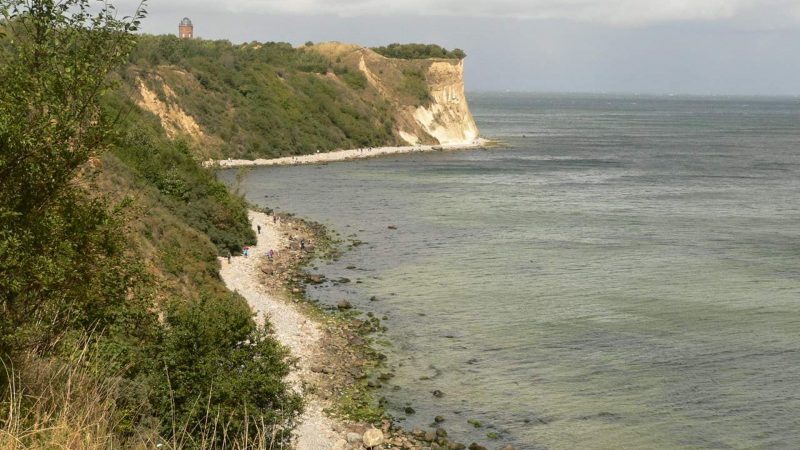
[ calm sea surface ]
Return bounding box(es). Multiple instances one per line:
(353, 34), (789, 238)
(221, 93), (800, 449)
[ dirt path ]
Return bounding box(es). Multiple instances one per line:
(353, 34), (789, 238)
(218, 211), (348, 450)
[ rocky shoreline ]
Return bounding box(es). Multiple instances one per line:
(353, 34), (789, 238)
(220, 210), (514, 450)
(203, 139), (493, 168)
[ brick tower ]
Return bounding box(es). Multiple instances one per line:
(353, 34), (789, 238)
(178, 17), (193, 39)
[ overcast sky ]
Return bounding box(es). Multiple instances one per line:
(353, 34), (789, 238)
(121, 0), (800, 95)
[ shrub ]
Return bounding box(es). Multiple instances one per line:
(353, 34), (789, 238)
(147, 294), (301, 447)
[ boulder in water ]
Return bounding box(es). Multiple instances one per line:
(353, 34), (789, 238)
(337, 299), (352, 310)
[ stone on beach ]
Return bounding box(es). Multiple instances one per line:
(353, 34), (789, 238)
(362, 428), (384, 447)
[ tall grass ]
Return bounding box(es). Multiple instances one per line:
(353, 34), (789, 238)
(0, 345), (291, 450)
(0, 346), (121, 449)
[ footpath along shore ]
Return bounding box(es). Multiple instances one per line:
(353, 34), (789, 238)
(218, 211), (513, 450)
(218, 211), (346, 450)
(204, 139), (490, 168)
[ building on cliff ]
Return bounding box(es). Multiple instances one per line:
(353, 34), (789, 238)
(178, 17), (193, 39)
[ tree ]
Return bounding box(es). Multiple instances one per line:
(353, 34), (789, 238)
(0, 0), (146, 356)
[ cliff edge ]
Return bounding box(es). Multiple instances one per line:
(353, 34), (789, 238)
(313, 42), (479, 146)
(127, 37), (480, 159)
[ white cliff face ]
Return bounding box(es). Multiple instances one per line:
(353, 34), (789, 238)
(409, 60), (479, 145)
(351, 45), (480, 146)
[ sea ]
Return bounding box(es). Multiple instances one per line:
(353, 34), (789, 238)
(220, 93), (800, 449)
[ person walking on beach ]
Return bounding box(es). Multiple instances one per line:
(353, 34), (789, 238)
(257, 224), (261, 235)
(273, 215), (278, 224)
(268, 249), (274, 260)
(300, 239), (305, 251)
(243, 246), (249, 257)
(227, 249), (232, 264)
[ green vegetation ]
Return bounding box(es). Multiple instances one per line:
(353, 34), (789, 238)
(468, 418), (483, 428)
(106, 90), (254, 253)
(372, 43), (466, 60)
(400, 68), (433, 106)
(0, 1), (298, 447)
(334, 381), (384, 424)
(0, 0), (145, 364)
(333, 64), (368, 91)
(127, 36), (399, 159)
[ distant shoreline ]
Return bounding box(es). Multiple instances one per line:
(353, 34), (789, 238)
(203, 139), (491, 168)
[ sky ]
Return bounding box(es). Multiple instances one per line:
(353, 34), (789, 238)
(119, 0), (800, 95)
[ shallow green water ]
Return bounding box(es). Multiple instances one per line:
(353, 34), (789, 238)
(222, 94), (800, 449)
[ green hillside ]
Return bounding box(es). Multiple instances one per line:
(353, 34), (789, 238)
(127, 36), (400, 159)
(124, 36), (471, 160)
(1, 3), (298, 447)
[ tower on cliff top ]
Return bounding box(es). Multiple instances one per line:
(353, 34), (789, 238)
(178, 17), (193, 39)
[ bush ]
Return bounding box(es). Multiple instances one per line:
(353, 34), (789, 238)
(0, 0), (145, 359)
(147, 294), (300, 447)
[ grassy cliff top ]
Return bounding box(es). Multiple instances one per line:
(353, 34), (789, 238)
(371, 43), (466, 60)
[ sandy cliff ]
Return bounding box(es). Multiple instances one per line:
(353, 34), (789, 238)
(316, 42), (480, 146)
(410, 59), (480, 145)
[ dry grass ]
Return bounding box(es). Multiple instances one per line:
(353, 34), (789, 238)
(0, 346), (121, 450)
(0, 345), (290, 450)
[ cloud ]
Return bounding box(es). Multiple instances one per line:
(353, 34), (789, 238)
(126, 0), (800, 26)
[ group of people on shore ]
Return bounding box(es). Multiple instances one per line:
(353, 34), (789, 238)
(225, 213), (308, 263)
(226, 214), (279, 264)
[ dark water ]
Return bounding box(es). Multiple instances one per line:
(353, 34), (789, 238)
(221, 93), (800, 449)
